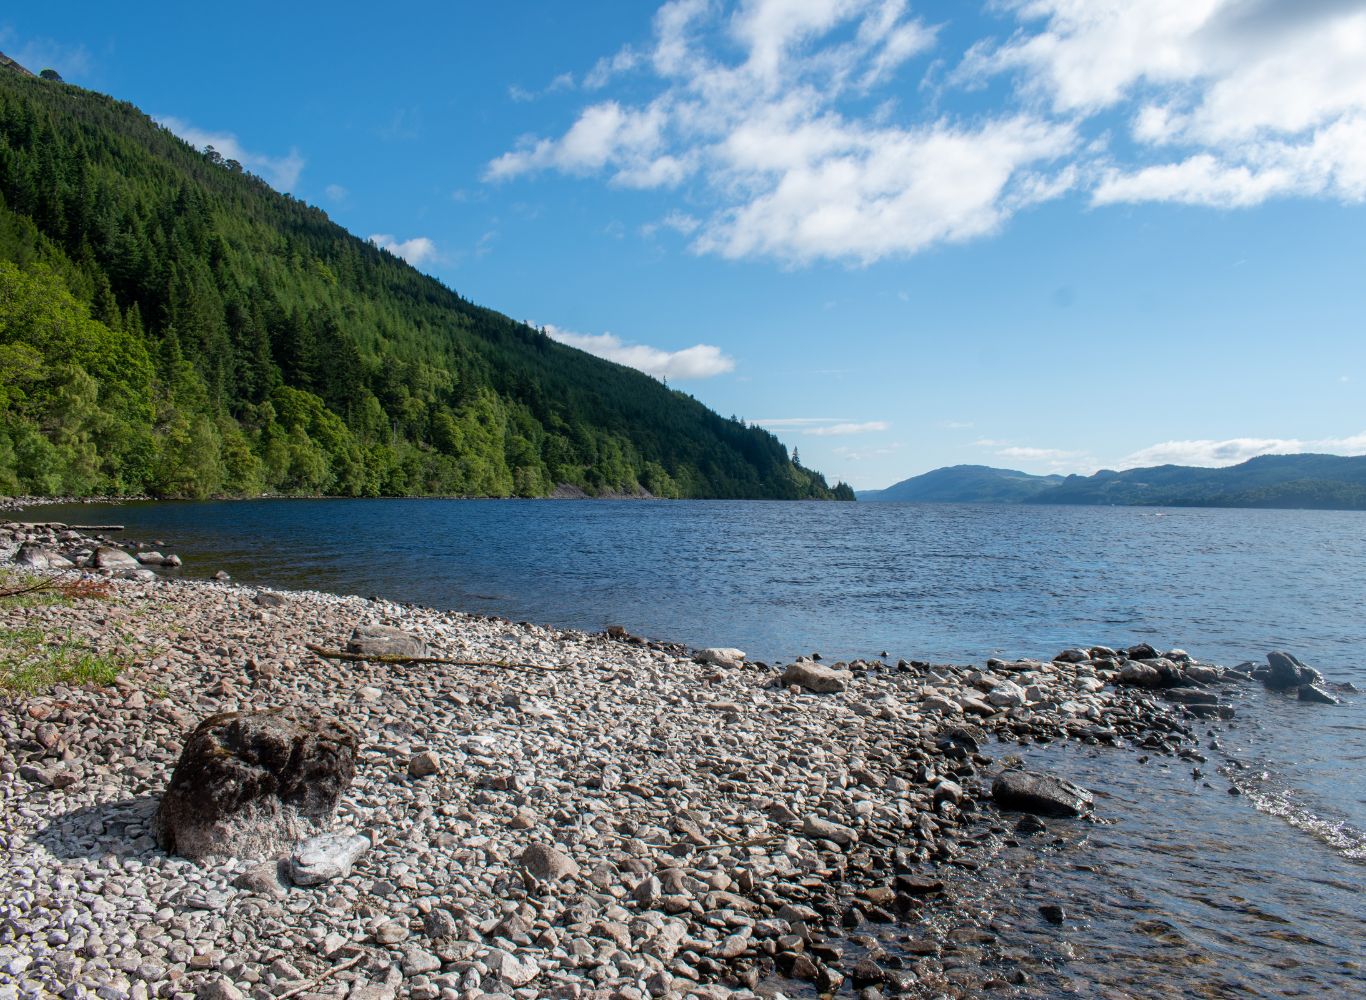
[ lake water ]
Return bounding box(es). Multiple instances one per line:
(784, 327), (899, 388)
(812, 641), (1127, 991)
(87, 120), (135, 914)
(18, 498), (1366, 995)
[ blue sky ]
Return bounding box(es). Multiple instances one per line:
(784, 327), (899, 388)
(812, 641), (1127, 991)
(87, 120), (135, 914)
(8, 1), (1366, 489)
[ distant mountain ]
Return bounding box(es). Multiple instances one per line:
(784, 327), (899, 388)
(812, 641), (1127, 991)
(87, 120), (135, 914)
(857, 465), (1064, 503)
(861, 454), (1366, 510)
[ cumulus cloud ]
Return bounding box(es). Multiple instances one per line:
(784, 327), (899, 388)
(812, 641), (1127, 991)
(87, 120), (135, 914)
(966, 0), (1366, 208)
(487, 1), (1366, 261)
(803, 420), (890, 436)
(997, 446), (1082, 461)
(368, 234), (438, 266)
(543, 324), (735, 379)
(486, 0), (1081, 263)
(1118, 432), (1366, 468)
(156, 116), (305, 191)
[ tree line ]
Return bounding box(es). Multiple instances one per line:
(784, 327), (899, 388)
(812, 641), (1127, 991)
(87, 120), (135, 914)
(0, 69), (854, 501)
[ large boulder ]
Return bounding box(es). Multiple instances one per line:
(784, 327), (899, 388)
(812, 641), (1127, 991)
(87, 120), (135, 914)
(90, 545), (139, 570)
(781, 660), (852, 693)
(694, 647), (746, 669)
(991, 770), (1093, 818)
(13, 543), (74, 570)
(1265, 651), (1323, 691)
(155, 710), (358, 862)
(346, 625), (429, 658)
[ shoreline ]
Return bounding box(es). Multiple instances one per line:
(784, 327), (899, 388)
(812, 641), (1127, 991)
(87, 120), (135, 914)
(1, 520), (1251, 1000)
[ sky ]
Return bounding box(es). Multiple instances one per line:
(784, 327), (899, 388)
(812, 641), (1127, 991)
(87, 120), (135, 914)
(6, 0), (1366, 489)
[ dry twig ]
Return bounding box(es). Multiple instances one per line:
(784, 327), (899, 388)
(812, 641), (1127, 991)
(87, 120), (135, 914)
(304, 643), (564, 671)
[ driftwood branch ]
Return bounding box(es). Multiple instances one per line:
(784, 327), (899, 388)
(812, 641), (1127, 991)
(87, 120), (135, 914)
(304, 643), (565, 671)
(275, 949), (365, 1000)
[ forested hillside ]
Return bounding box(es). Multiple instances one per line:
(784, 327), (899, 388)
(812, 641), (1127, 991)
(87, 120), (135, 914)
(0, 62), (852, 500)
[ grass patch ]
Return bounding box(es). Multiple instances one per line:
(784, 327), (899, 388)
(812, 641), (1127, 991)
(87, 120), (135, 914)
(0, 625), (128, 693)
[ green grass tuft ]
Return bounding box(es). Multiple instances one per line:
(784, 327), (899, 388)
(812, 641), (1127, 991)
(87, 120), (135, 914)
(0, 625), (127, 693)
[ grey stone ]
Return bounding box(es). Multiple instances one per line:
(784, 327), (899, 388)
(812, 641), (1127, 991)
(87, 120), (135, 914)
(289, 830), (370, 885)
(484, 948), (539, 986)
(694, 647), (746, 669)
(346, 625), (429, 658)
(519, 842), (579, 882)
(781, 661), (851, 693)
(92, 545), (139, 569)
(408, 751), (441, 778)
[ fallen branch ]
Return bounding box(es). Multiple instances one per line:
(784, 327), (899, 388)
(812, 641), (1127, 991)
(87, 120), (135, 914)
(0, 570), (74, 598)
(304, 643), (565, 671)
(274, 949), (365, 1000)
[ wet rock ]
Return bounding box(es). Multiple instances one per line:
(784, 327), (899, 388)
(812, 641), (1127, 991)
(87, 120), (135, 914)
(346, 624), (430, 658)
(1265, 651), (1324, 691)
(991, 770), (1093, 818)
(781, 660), (852, 693)
(1298, 684), (1340, 705)
(1039, 903), (1066, 924)
(154, 710), (358, 861)
(289, 830), (370, 885)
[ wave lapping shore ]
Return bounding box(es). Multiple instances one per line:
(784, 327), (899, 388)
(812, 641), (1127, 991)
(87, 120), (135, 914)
(1, 521), (1238, 1000)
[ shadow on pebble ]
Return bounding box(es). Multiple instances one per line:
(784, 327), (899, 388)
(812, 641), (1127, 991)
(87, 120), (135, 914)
(31, 795), (162, 860)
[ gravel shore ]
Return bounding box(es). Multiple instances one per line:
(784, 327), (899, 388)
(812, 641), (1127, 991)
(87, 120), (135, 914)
(0, 519), (1224, 1000)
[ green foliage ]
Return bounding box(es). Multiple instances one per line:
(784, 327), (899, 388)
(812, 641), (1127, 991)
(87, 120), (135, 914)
(0, 623), (126, 692)
(0, 72), (852, 500)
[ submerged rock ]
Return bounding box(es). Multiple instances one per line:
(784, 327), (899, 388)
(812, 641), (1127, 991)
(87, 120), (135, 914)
(991, 770), (1093, 818)
(1297, 684), (1340, 705)
(155, 710), (358, 862)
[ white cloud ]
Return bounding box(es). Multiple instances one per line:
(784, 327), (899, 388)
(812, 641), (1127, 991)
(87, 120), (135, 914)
(156, 116), (305, 191)
(368, 234), (438, 266)
(1, 30), (92, 80)
(803, 420), (890, 436)
(543, 324), (735, 379)
(486, 0), (1080, 263)
(1118, 432), (1366, 468)
(489, 1), (1366, 260)
(997, 445), (1082, 461)
(324, 184), (348, 202)
(755, 417), (852, 426)
(967, 0), (1366, 208)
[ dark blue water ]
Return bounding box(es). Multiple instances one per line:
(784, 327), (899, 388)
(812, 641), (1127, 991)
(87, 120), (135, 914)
(24, 499), (1366, 672)
(19, 498), (1366, 994)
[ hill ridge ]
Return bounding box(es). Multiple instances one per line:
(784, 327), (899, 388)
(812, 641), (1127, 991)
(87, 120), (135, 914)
(860, 454), (1366, 510)
(0, 69), (852, 501)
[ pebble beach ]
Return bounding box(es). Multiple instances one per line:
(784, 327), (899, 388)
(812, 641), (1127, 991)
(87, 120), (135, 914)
(0, 518), (1248, 1000)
